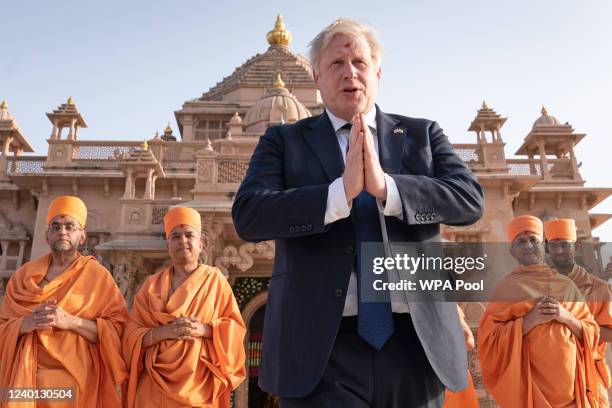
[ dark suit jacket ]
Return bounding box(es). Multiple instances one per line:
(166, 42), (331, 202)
(232, 107), (484, 398)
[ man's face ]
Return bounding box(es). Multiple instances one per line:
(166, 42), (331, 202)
(45, 215), (86, 253)
(314, 33), (381, 121)
(167, 224), (203, 265)
(547, 239), (576, 269)
(510, 232), (545, 266)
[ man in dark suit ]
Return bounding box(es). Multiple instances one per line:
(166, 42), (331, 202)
(232, 18), (484, 407)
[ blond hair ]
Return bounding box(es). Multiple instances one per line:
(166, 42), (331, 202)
(308, 18), (383, 75)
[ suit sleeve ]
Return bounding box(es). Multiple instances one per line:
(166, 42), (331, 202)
(232, 126), (330, 242)
(389, 121), (484, 226)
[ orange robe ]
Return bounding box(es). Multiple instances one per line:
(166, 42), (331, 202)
(444, 305), (479, 408)
(122, 264), (246, 408)
(568, 264), (612, 408)
(478, 264), (599, 408)
(0, 253), (129, 408)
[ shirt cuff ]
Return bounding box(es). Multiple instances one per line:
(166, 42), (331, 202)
(377, 174), (403, 219)
(325, 177), (352, 225)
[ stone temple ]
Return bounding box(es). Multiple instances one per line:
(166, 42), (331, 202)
(1, 15), (611, 408)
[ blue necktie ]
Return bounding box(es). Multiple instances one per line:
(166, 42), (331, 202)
(353, 191), (395, 350)
(340, 122), (394, 349)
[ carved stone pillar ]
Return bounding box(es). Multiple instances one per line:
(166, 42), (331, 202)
(0, 240), (9, 269)
(537, 139), (549, 179)
(568, 141), (581, 180)
(124, 168), (134, 199)
(68, 118), (77, 140)
(51, 124), (59, 140)
(144, 168), (154, 200)
(17, 241), (26, 268)
(0, 136), (13, 178)
(108, 252), (144, 306)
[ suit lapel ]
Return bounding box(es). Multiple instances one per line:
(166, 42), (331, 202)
(304, 111), (345, 182)
(376, 106), (403, 174)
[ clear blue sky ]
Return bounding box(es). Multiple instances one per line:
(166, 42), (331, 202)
(3, 0), (611, 242)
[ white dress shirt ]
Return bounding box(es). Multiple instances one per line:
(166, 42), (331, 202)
(323, 108), (410, 315)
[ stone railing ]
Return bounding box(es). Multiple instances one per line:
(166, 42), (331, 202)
(7, 156), (46, 174)
(72, 140), (142, 161)
(507, 158), (578, 180)
(507, 159), (540, 176)
(454, 144), (480, 163)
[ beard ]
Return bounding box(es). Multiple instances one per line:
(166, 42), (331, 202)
(50, 239), (78, 253)
(550, 254), (574, 269)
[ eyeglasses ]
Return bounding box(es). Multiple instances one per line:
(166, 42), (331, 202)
(513, 237), (542, 249)
(548, 241), (573, 250)
(48, 223), (82, 233)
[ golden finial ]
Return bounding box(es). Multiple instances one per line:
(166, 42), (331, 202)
(541, 105), (548, 116)
(273, 73), (286, 89)
(67, 96), (75, 106)
(164, 122), (172, 134)
(267, 14), (292, 47)
(0, 99), (7, 110)
(482, 100), (489, 110)
(141, 140), (149, 151)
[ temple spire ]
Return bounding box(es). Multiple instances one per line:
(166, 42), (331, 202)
(267, 14), (292, 47)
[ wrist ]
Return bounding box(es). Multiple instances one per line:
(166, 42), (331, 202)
(153, 326), (164, 341)
(67, 314), (79, 330)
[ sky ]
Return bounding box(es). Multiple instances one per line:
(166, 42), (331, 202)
(2, 0), (611, 242)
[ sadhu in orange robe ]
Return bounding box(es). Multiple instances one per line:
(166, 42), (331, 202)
(122, 264), (246, 408)
(0, 253), (129, 407)
(568, 263), (612, 408)
(478, 263), (599, 408)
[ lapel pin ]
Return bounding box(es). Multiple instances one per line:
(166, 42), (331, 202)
(393, 128), (405, 134)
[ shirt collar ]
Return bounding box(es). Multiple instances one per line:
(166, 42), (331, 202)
(326, 107), (377, 133)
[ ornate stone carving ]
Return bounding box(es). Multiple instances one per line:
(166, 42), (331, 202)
(126, 207), (145, 225)
(202, 218), (224, 265)
(51, 145), (67, 161)
(214, 241), (275, 275)
(107, 252), (144, 306)
(197, 160), (214, 183)
(0, 211), (28, 238)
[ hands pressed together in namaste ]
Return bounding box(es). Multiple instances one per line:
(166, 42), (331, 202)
(343, 113), (388, 203)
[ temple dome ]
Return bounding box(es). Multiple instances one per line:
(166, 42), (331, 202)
(533, 106), (560, 128)
(243, 74), (311, 131)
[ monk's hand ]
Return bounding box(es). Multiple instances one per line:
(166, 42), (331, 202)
(539, 298), (575, 325)
(343, 114), (365, 204)
(44, 303), (76, 331)
(523, 298), (556, 334)
(362, 113), (387, 200)
(20, 300), (57, 334)
(177, 317), (211, 340)
(167, 317), (200, 340)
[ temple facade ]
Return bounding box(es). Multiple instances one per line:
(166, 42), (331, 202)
(1, 15), (611, 408)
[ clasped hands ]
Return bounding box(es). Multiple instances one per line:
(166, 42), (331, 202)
(20, 299), (75, 334)
(523, 296), (576, 333)
(343, 113), (387, 203)
(153, 316), (212, 342)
